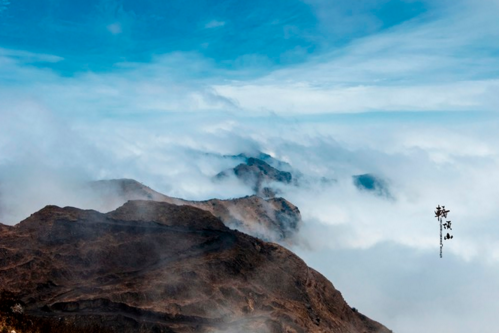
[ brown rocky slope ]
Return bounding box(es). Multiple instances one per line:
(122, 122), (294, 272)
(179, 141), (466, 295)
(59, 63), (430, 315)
(88, 179), (301, 242)
(0, 200), (390, 333)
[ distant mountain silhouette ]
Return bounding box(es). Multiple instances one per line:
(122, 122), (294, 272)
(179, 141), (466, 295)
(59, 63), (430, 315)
(216, 157), (292, 198)
(353, 174), (391, 197)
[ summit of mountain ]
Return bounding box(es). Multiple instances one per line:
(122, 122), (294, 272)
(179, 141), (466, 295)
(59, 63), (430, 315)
(88, 178), (300, 242)
(0, 200), (391, 333)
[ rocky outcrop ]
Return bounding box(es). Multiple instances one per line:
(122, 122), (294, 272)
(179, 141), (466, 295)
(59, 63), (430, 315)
(189, 195), (301, 241)
(216, 157), (292, 198)
(89, 179), (301, 242)
(0, 201), (391, 333)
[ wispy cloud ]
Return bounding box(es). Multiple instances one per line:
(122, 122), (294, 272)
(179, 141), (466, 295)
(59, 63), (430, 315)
(0, 48), (64, 63)
(1, 1), (499, 332)
(107, 22), (123, 35)
(211, 0), (499, 114)
(214, 80), (499, 113)
(205, 20), (226, 29)
(0, 0), (9, 13)
(2, 70), (499, 332)
(0, 51), (238, 120)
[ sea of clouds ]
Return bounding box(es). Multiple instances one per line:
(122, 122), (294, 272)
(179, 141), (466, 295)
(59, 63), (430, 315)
(1, 92), (499, 332)
(2, 0), (499, 328)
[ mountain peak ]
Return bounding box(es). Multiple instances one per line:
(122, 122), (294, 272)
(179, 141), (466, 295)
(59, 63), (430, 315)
(0, 201), (391, 333)
(84, 178), (301, 242)
(108, 200), (227, 231)
(217, 157), (293, 198)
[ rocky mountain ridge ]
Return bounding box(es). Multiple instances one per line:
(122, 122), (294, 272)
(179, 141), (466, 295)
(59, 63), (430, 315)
(216, 157), (293, 198)
(88, 178), (301, 242)
(0, 200), (391, 333)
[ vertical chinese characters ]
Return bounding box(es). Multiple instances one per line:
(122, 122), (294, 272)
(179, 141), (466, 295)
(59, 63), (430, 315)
(435, 205), (453, 258)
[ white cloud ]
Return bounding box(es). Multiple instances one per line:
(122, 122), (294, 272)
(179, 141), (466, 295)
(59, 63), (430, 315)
(2, 1), (499, 329)
(0, 48), (64, 63)
(107, 22), (123, 35)
(3, 99), (499, 333)
(208, 0), (499, 114)
(214, 80), (499, 113)
(205, 20), (226, 29)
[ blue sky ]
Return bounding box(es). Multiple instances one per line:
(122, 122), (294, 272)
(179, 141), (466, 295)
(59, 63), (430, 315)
(2, 1), (499, 333)
(0, 0), (429, 74)
(1, 0), (498, 115)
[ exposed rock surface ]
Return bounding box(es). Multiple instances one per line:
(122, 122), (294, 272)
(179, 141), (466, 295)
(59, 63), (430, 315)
(89, 179), (301, 242)
(216, 157), (292, 197)
(0, 201), (391, 333)
(223, 153), (293, 174)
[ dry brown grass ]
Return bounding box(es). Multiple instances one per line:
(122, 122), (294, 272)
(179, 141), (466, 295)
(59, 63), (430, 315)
(0, 293), (111, 333)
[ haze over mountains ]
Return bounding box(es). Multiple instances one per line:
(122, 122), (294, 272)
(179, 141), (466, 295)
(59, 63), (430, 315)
(89, 178), (301, 242)
(0, 200), (391, 333)
(0, 154), (393, 332)
(0, 153), (393, 246)
(2, 0), (499, 330)
(3, 109), (499, 333)
(0, 151), (390, 226)
(217, 157), (292, 198)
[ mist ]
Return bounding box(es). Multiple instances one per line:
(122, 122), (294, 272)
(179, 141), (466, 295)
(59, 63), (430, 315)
(2, 0), (499, 330)
(2, 94), (499, 331)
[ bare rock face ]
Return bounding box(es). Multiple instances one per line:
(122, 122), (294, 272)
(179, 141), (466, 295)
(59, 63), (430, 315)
(216, 158), (292, 197)
(89, 179), (301, 242)
(0, 201), (391, 333)
(185, 195), (301, 242)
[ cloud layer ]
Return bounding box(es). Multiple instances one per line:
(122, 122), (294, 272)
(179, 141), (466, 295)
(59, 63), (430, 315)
(2, 100), (499, 331)
(2, 0), (499, 332)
